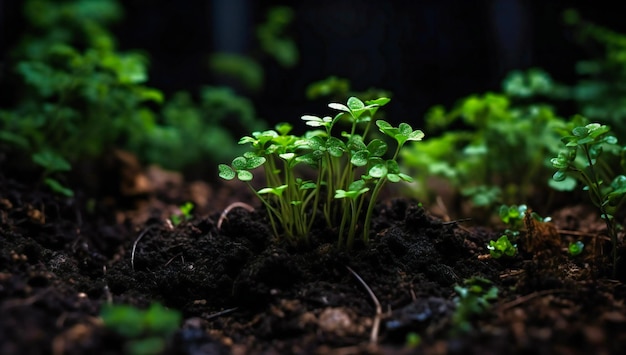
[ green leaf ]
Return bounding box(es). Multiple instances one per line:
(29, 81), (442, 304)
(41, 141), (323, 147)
(367, 139), (387, 156)
(232, 156), (248, 170)
(398, 173), (414, 182)
(387, 174), (400, 183)
(301, 115), (327, 127)
(44, 178), (74, 197)
(347, 96), (365, 111)
(245, 155), (266, 169)
(258, 185), (287, 195)
(365, 97), (391, 106)
(33, 150), (71, 172)
(407, 130), (425, 141)
(276, 122), (293, 135)
(369, 163), (387, 178)
(351, 150), (369, 166)
(218, 164), (236, 180)
(326, 137), (345, 157)
(237, 170), (253, 181)
(328, 102), (350, 112)
(552, 170), (567, 182)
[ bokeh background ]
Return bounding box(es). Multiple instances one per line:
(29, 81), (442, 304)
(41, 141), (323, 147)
(3, 0), (626, 126)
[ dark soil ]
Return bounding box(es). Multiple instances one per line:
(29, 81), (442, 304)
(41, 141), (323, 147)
(1, 151), (626, 355)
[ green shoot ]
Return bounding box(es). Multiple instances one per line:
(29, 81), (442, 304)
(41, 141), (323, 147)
(100, 302), (181, 355)
(551, 121), (624, 276)
(171, 202), (194, 226)
(487, 235), (517, 259)
(219, 96), (423, 249)
(452, 277), (499, 334)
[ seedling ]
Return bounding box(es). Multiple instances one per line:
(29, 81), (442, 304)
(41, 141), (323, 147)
(487, 235), (517, 259)
(100, 302), (181, 355)
(451, 277), (498, 334)
(551, 121), (625, 276)
(219, 96), (423, 249)
(569, 241), (585, 256)
(488, 204), (552, 259)
(170, 202), (194, 226)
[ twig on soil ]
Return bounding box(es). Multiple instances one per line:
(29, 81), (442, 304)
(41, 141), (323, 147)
(441, 218), (472, 225)
(102, 266), (112, 304)
(164, 253), (184, 267)
(205, 307), (239, 320)
(346, 266), (382, 345)
(217, 202), (255, 230)
(496, 288), (568, 312)
(131, 224), (159, 272)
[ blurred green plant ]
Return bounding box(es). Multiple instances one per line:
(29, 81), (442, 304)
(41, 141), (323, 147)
(0, 0), (161, 196)
(551, 121), (625, 276)
(209, 5), (298, 92)
(100, 302), (181, 355)
(1, 0), (269, 196)
(170, 201), (194, 226)
(126, 86), (266, 172)
(401, 90), (578, 209)
(306, 76), (392, 103)
(569, 240), (585, 256)
(451, 277), (498, 334)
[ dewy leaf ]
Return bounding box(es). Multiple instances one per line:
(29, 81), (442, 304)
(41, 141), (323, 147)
(301, 115), (324, 127)
(237, 170), (253, 181)
(348, 179), (367, 191)
(367, 139), (387, 157)
(347, 97), (365, 111)
(407, 130), (425, 141)
(365, 97), (390, 106)
(328, 103), (350, 112)
(218, 164), (236, 180)
(351, 150), (369, 166)
(232, 156), (248, 170)
(245, 156), (266, 169)
(258, 185), (287, 195)
(399, 123), (413, 136)
(369, 163), (388, 178)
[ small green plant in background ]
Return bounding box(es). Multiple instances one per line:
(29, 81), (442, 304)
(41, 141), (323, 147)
(487, 235), (517, 259)
(400, 88), (577, 211)
(404, 332), (422, 348)
(170, 202), (194, 226)
(0, 0), (161, 196)
(219, 96), (423, 249)
(569, 241), (585, 256)
(100, 302), (181, 355)
(551, 121), (626, 276)
(451, 277), (499, 334)
(487, 204), (552, 259)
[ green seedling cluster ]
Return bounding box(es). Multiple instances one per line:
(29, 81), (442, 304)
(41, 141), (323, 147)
(170, 202), (194, 226)
(451, 277), (499, 334)
(551, 121), (626, 275)
(400, 88), (576, 210)
(219, 96), (423, 249)
(100, 302), (181, 355)
(487, 204), (551, 259)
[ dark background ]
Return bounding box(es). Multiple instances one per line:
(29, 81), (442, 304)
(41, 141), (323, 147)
(3, 0), (626, 127)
